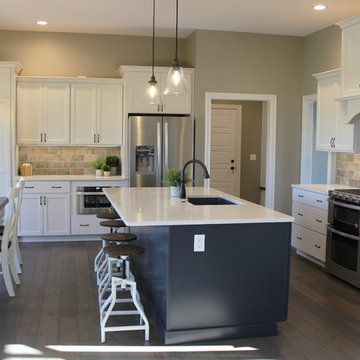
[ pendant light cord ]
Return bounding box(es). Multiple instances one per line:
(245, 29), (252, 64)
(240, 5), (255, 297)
(175, 0), (179, 62)
(151, 0), (155, 79)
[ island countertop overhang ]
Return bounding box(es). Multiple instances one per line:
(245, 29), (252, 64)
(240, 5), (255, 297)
(104, 187), (294, 226)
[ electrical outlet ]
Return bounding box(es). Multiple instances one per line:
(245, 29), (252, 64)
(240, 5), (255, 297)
(194, 234), (205, 252)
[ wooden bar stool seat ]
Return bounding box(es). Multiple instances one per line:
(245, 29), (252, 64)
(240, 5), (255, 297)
(99, 220), (126, 228)
(103, 244), (144, 257)
(96, 213), (120, 220)
(100, 233), (137, 243)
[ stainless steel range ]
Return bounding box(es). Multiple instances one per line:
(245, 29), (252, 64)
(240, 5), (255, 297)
(327, 188), (360, 288)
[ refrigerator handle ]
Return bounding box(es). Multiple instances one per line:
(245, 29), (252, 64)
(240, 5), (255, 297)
(164, 121), (169, 182)
(156, 122), (161, 187)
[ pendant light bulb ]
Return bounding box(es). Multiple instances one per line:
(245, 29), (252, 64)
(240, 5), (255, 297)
(144, 75), (162, 105)
(144, 0), (162, 106)
(163, 0), (188, 96)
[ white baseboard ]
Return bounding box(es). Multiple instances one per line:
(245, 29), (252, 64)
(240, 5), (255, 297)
(19, 235), (100, 243)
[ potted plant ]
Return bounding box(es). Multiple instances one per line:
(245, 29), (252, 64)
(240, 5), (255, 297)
(91, 157), (106, 177)
(103, 165), (111, 177)
(106, 155), (120, 176)
(164, 168), (192, 197)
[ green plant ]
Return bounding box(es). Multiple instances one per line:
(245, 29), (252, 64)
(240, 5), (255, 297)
(91, 157), (106, 170)
(106, 155), (120, 168)
(163, 168), (192, 187)
(103, 165), (110, 172)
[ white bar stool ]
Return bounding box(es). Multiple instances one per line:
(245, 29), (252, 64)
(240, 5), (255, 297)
(99, 244), (149, 343)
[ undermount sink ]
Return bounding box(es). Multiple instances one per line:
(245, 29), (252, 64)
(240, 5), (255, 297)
(187, 195), (242, 206)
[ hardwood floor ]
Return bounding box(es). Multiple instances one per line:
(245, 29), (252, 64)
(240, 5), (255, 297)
(1, 242), (360, 359)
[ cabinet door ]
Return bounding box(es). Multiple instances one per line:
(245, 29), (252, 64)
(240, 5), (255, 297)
(18, 194), (43, 236)
(43, 82), (70, 144)
(97, 84), (123, 145)
(342, 23), (360, 97)
(17, 82), (43, 144)
(71, 83), (97, 144)
(0, 100), (10, 197)
(43, 193), (70, 236)
(161, 72), (192, 114)
(127, 71), (161, 114)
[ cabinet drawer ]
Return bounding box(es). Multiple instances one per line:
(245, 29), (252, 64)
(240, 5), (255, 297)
(292, 188), (328, 210)
(292, 223), (326, 262)
(71, 214), (108, 235)
(23, 181), (70, 193)
(292, 202), (327, 235)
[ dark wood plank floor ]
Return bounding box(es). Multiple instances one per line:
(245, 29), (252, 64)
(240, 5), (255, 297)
(1, 241), (360, 360)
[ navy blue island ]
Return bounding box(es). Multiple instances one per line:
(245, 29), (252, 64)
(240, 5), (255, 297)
(104, 187), (294, 344)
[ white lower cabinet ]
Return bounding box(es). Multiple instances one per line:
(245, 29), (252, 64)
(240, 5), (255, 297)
(18, 181), (70, 236)
(291, 186), (328, 264)
(71, 214), (105, 235)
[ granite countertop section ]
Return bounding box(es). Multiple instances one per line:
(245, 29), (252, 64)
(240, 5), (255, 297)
(0, 197), (9, 210)
(291, 184), (358, 195)
(104, 187), (294, 226)
(15, 175), (128, 181)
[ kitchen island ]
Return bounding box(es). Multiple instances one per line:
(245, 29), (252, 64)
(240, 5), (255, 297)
(104, 187), (294, 344)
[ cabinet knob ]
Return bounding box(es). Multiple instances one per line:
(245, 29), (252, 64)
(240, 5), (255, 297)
(315, 244), (321, 249)
(296, 236), (302, 240)
(297, 212), (303, 216)
(316, 219), (322, 223)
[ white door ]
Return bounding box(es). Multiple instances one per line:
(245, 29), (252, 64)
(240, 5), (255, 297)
(43, 82), (70, 144)
(71, 83), (97, 144)
(43, 193), (70, 236)
(210, 104), (241, 196)
(97, 84), (123, 145)
(17, 81), (43, 144)
(18, 194), (43, 236)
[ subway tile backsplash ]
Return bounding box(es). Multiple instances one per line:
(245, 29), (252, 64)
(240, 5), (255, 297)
(336, 153), (360, 187)
(18, 146), (121, 175)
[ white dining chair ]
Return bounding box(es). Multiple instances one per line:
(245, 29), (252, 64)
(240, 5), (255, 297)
(13, 177), (25, 273)
(0, 186), (21, 297)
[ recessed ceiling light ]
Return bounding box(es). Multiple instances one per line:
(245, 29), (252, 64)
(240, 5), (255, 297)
(36, 20), (48, 26)
(313, 4), (327, 11)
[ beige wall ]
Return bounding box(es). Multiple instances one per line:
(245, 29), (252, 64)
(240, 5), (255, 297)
(302, 25), (341, 95)
(192, 30), (303, 213)
(0, 30), (186, 76)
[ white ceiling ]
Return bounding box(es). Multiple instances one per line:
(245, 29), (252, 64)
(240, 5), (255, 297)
(1, 0), (360, 38)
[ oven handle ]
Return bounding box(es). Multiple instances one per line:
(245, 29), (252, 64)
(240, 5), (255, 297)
(328, 198), (360, 211)
(327, 225), (360, 241)
(76, 192), (105, 196)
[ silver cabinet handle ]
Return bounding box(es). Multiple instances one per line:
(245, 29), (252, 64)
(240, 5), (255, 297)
(51, 186), (62, 189)
(297, 194), (304, 198)
(316, 199), (323, 203)
(40, 196), (42, 205)
(315, 244), (321, 249)
(156, 122), (161, 187)
(25, 186), (34, 189)
(44, 133), (47, 142)
(97, 134), (100, 143)
(94, 134), (96, 143)
(43, 195), (46, 205)
(163, 121), (169, 182)
(296, 236), (302, 240)
(297, 212), (303, 216)
(316, 219), (322, 223)
(41, 133), (43, 142)
(80, 224), (90, 227)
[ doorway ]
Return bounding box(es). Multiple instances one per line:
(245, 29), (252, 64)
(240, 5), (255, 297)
(205, 92), (277, 209)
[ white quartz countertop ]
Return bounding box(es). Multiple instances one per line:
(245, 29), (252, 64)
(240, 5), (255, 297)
(16, 175), (127, 181)
(291, 183), (358, 195)
(104, 187), (294, 226)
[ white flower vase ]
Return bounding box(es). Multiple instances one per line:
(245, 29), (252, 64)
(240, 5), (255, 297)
(103, 171), (110, 177)
(170, 186), (179, 197)
(95, 169), (103, 177)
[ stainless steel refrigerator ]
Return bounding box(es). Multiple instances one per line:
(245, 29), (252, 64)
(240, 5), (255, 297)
(129, 115), (194, 187)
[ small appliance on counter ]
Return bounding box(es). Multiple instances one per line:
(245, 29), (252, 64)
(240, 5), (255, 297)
(327, 188), (360, 288)
(19, 163), (32, 176)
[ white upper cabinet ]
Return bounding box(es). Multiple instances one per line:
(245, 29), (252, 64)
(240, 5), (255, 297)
(17, 79), (70, 145)
(71, 81), (123, 145)
(119, 66), (194, 115)
(337, 14), (360, 98)
(314, 69), (354, 152)
(17, 77), (124, 146)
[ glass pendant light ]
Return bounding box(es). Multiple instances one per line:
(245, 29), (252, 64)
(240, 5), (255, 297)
(163, 0), (188, 96)
(144, 0), (162, 105)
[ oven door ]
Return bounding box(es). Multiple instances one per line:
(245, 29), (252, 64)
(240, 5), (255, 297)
(76, 191), (112, 214)
(326, 226), (360, 288)
(328, 199), (360, 236)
